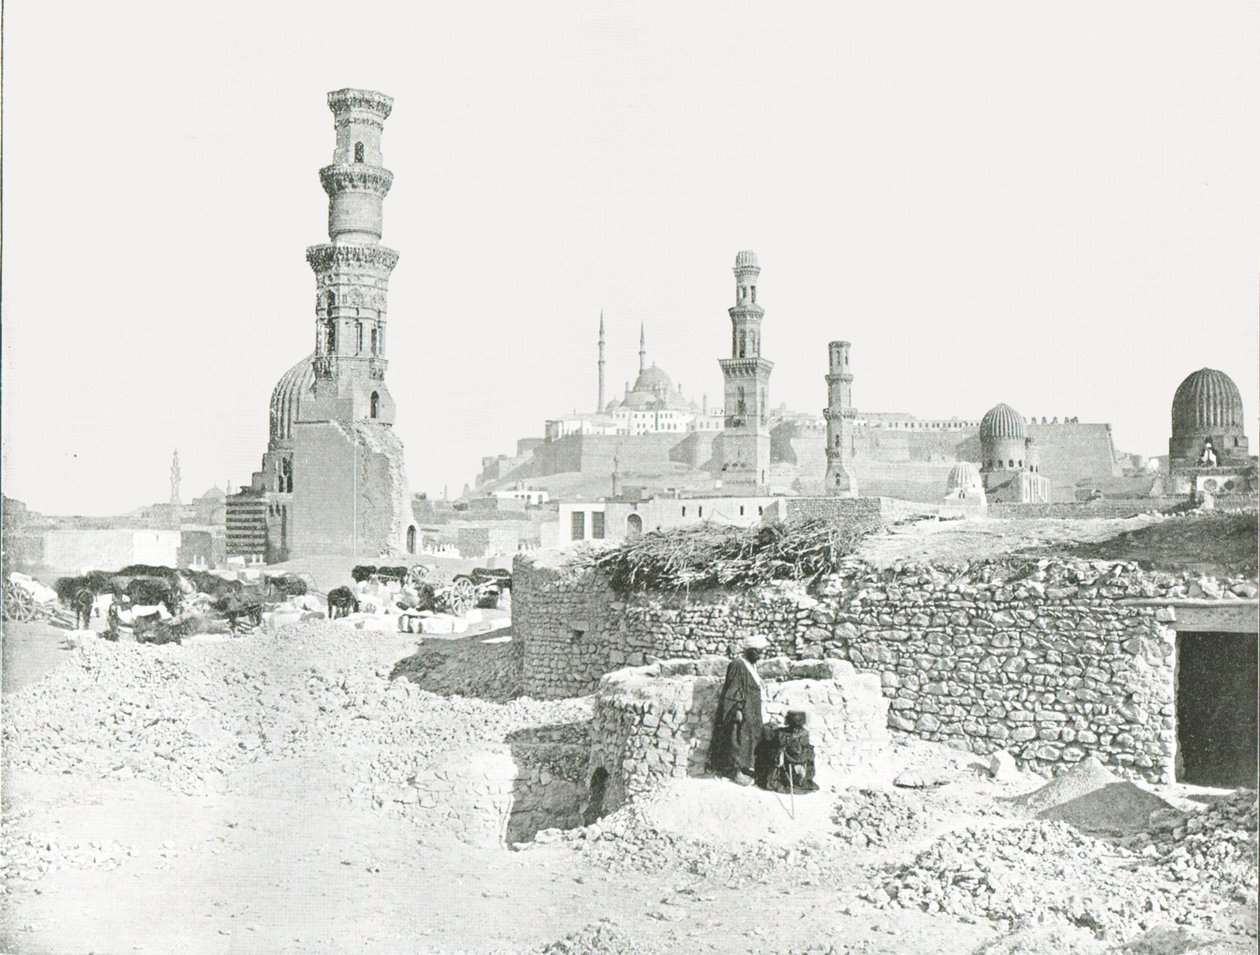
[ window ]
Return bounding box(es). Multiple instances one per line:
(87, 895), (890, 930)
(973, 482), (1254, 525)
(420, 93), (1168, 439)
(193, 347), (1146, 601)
(758, 506), (763, 516)
(698, 506), (704, 517)
(681, 506), (687, 517)
(406, 525), (416, 554)
(571, 511), (586, 540)
(370, 391), (380, 419)
(625, 513), (643, 538)
(739, 506), (745, 516)
(592, 512), (605, 539)
(356, 322), (364, 354)
(354, 141), (365, 162)
(370, 327), (378, 354)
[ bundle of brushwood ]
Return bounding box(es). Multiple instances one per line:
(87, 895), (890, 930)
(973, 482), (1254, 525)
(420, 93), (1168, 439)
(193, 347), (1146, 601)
(592, 518), (865, 594)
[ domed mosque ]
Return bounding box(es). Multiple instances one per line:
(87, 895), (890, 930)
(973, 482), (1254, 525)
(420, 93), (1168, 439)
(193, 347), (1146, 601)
(1166, 368), (1255, 498)
(941, 460), (987, 516)
(976, 403), (1050, 503)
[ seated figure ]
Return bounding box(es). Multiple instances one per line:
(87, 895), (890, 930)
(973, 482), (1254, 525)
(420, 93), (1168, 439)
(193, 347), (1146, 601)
(763, 709), (819, 794)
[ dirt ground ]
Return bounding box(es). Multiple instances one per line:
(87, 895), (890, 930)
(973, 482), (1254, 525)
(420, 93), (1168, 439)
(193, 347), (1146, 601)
(2, 618), (1255, 954)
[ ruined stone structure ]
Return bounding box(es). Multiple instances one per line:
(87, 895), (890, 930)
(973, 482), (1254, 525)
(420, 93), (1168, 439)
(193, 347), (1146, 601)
(823, 341), (858, 497)
(235, 89), (413, 562)
(1166, 368), (1256, 499)
(717, 251), (773, 493)
(589, 657), (889, 813)
(979, 403), (1051, 504)
(513, 550), (1258, 786)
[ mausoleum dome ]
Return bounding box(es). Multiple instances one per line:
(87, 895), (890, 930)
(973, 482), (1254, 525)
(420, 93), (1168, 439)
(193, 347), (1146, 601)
(1172, 368), (1244, 435)
(269, 355), (315, 448)
(946, 461), (983, 494)
(979, 403), (1026, 441)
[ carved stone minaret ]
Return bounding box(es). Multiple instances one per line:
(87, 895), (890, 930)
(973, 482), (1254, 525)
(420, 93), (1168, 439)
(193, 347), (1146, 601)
(824, 341), (858, 497)
(169, 449), (182, 507)
(639, 320), (647, 374)
(305, 88), (399, 427)
(718, 250), (774, 492)
(598, 311), (606, 412)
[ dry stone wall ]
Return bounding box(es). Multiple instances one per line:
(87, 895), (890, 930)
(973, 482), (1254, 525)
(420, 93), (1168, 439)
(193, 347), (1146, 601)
(515, 550), (1254, 782)
(589, 657), (889, 812)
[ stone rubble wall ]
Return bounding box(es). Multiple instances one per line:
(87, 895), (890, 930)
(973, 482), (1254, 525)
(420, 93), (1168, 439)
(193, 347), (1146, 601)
(515, 550), (1253, 782)
(589, 657), (890, 813)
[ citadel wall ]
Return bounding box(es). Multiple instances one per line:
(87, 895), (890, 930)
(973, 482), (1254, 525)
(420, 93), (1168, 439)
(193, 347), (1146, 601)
(513, 551), (1255, 783)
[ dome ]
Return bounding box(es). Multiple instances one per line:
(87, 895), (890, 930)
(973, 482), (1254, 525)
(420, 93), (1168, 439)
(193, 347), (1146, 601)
(734, 250), (759, 269)
(269, 355), (315, 447)
(979, 403), (1026, 441)
(632, 364), (673, 394)
(946, 461), (983, 493)
(196, 487), (226, 502)
(1172, 368), (1244, 434)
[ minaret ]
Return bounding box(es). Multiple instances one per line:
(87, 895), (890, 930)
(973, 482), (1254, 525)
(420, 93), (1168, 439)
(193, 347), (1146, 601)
(597, 311), (606, 412)
(169, 450), (182, 506)
(718, 250), (774, 492)
(305, 88), (400, 426)
(639, 321), (647, 374)
(824, 341), (858, 497)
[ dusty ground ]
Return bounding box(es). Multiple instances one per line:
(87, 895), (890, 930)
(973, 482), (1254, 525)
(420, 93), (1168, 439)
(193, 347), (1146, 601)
(2, 615), (1256, 954)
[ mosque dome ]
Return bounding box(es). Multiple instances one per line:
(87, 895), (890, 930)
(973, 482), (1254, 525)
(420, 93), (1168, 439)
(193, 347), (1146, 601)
(1171, 368), (1245, 435)
(633, 364), (673, 394)
(979, 403), (1026, 441)
(734, 250), (759, 269)
(269, 355), (315, 448)
(946, 461), (983, 493)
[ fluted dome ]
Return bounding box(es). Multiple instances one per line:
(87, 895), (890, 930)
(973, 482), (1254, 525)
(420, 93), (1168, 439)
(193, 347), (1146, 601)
(734, 250), (759, 268)
(980, 403), (1026, 441)
(946, 461), (983, 493)
(1172, 368), (1244, 434)
(269, 355), (315, 447)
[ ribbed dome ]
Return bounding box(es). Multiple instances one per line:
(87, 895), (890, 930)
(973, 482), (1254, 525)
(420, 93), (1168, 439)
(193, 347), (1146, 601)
(734, 250), (759, 268)
(980, 403), (1026, 441)
(946, 461), (983, 492)
(269, 355), (315, 446)
(1172, 368), (1245, 434)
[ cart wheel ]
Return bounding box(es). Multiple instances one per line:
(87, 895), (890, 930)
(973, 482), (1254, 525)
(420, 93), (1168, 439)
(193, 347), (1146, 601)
(4, 583), (35, 622)
(497, 587), (512, 613)
(449, 576), (476, 617)
(405, 565), (428, 590)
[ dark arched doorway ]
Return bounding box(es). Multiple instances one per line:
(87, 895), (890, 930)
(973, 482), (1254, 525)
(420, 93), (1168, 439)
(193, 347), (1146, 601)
(370, 391), (380, 419)
(406, 525), (417, 555)
(625, 513), (643, 539)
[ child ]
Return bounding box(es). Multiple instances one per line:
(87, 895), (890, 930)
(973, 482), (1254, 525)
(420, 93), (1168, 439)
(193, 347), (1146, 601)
(765, 709), (819, 794)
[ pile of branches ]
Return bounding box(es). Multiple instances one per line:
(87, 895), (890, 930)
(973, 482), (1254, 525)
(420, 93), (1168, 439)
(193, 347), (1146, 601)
(592, 518), (865, 594)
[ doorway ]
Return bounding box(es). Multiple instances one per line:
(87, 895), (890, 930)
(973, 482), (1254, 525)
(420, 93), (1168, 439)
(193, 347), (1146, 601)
(625, 513), (643, 539)
(1176, 631), (1258, 786)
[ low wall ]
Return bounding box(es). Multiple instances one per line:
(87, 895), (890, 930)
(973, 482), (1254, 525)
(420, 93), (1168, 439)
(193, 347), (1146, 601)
(988, 498), (1185, 520)
(588, 657), (889, 813)
(514, 549), (1253, 782)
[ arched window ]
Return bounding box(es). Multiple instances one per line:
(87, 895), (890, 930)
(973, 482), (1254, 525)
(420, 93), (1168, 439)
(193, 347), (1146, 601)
(626, 513), (643, 538)
(356, 321), (363, 354)
(370, 327), (378, 355)
(370, 391), (380, 418)
(354, 141), (365, 163)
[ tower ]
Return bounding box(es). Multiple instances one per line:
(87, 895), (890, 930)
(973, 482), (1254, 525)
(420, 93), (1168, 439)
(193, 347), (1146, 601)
(305, 88), (399, 426)
(823, 342), (858, 497)
(598, 311), (606, 412)
(717, 250), (774, 492)
(639, 321), (646, 374)
(169, 450), (182, 507)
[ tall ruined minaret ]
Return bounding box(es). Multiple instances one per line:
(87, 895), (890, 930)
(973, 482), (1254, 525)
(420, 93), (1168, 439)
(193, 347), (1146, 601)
(824, 341), (859, 497)
(597, 311), (606, 412)
(169, 450), (182, 507)
(718, 250), (774, 492)
(306, 89), (399, 426)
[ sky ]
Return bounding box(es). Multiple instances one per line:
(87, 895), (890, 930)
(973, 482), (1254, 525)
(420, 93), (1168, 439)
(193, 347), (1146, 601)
(2, 1), (1257, 515)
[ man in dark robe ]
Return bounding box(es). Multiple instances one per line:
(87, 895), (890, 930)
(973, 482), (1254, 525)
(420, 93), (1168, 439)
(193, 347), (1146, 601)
(764, 709), (819, 794)
(707, 635), (767, 785)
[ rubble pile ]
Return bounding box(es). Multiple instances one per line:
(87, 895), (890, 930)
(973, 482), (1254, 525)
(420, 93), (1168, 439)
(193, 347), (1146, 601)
(391, 633), (523, 701)
(0, 828), (134, 890)
(831, 787), (927, 848)
(2, 621), (584, 819)
(868, 800), (1259, 941)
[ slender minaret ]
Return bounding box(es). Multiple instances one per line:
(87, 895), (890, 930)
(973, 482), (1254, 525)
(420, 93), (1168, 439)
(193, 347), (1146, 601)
(824, 341), (858, 497)
(597, 311), (606, 412)
(639, 321), (647, 374)
(169, 450), (182, 506)
(306, 89), (399, 425)
(718, 250), (774, 492)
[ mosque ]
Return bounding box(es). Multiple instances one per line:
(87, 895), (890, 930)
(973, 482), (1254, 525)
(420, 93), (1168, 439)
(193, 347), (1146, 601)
(1165, 368), (1255, 498)
(227, 89), (415, 563)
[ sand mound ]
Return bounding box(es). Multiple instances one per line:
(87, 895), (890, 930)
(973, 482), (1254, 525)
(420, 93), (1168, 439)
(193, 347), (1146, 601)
(1010, 758), (1176, 834)
(634, 776), (835, 846)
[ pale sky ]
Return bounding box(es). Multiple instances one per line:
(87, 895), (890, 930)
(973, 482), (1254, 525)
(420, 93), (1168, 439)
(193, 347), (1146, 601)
(3, 1), (1257, 515)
